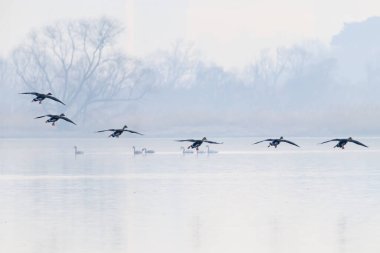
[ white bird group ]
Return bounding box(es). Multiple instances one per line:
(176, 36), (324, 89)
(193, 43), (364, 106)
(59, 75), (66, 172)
(181, 145), (218, 154)
(133, 146), (155, 155)
(73, 145), (219, 158)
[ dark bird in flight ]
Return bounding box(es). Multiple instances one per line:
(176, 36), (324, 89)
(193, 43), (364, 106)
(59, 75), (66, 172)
(35, 113), (76, 126)
(320, 137), (368, 149)
(253, 136), (300, 148)
(175, 137), (223, 150)
(96, 125), (143, 138)
(20, 92), (65, 105)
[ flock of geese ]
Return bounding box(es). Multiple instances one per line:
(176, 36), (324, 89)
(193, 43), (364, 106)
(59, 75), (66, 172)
(20, 92), (370, 156)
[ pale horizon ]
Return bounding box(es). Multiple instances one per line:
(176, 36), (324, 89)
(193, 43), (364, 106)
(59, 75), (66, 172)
(1, 0), (380, 68)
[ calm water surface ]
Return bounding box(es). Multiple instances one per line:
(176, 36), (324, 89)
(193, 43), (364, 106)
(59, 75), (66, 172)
(0, 138), (380, 253)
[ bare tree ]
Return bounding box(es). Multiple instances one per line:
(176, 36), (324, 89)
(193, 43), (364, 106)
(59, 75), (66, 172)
(244, 43), (326, 94)
(0, 57), (17, 95)
(12, 18), (150, 121)
(0, 57), (6, 86)
(151, 41), (199, 88)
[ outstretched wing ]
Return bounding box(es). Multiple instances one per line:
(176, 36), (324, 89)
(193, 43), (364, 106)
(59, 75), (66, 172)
(96, 129), (117, 133)
(60, 116), (76, 125)
(45, 95), (65, 105)
(34, 114), (52, 119)
(20, 92), (40, 96)
(320, 139), (341, 144)
(204, 140), (223, 144)
(281, 139), (300, 147)
(175, 139), (198, 142)
(124, 129), (143, 135)
(252, 139), (273, 145)
(349, 139), (368, 148)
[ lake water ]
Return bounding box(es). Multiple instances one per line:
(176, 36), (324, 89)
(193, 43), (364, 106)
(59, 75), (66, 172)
(0, 137), (380, 253)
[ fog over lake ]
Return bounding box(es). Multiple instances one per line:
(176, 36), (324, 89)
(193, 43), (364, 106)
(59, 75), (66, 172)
(1, 1), (380, 252)
(0, 138), (379, 253)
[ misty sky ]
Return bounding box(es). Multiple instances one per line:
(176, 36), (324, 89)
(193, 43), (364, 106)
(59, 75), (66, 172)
(1, 0), (380, 68)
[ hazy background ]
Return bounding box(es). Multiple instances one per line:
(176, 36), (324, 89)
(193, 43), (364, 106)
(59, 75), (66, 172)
(1, 0), (380, 137)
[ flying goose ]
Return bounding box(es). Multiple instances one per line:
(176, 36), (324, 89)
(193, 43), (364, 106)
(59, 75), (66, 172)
(35, 113), (76, 126)
(20, 92), (65, 105)
(96, 125), (143, 138)
(320, 137), (368, 149)
(176, 137), (223, 151)
(253, 136), (300, 148)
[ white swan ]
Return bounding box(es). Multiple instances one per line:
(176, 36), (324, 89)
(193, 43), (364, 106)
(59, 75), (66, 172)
(206, 145), (218, 154)
(74, 146), (84, 155)
(181, 146), (194, 154)
(132, 146), (142, 155)
(142, 148), (155, 154)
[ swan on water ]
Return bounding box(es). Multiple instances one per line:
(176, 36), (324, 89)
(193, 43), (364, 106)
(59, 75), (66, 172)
(133, 146), (142, 155)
